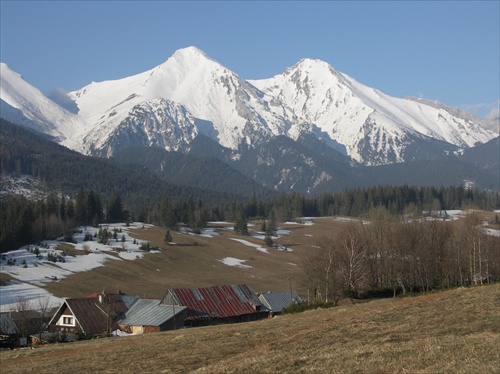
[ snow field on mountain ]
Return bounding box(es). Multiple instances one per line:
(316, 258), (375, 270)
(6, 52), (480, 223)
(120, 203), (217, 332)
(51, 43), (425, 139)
(0, 63), (78, 141)
(1, 46), (497, 166)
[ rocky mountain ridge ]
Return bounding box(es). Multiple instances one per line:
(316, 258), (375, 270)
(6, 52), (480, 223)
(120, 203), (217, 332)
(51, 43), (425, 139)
(1, 46), (497, 167)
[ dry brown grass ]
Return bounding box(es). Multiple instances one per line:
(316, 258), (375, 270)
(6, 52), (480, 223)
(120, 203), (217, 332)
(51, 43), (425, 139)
(1, 284), (498, 373)
(41, 218), (347, 300)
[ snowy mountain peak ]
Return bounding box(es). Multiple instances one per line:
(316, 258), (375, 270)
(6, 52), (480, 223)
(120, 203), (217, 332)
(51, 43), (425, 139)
(170, 46), (212, 62)
(292, 57), (337, 72)
(0, 62), (78, 142)
(1, 47), (497, 166)
(1, 63), (20, 80)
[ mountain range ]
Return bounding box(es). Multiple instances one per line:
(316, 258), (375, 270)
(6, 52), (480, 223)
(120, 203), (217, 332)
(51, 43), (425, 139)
(1, 46), (498, 194)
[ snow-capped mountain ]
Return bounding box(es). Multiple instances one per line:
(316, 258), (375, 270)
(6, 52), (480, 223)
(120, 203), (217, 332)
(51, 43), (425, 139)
(249, 58), (496, 164)
(1, 47), (497, 166)
(0, 63), (78, 142)
(66, 47), (289, 155)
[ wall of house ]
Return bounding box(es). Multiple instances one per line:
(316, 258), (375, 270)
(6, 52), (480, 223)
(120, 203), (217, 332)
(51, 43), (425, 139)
(50, 306), (79, 334)
(142, 326), (160, 334)
(131, 325), (144, 334)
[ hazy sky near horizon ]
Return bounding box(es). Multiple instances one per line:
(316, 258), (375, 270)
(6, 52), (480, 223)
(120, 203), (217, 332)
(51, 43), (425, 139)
(1, 1), (499, 118)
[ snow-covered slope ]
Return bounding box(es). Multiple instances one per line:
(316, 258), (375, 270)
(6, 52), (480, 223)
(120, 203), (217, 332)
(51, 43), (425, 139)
(1, 47), (497, 165)
(249, 59), (495, 164)
(78, 98), (199, 157)
(0, 63), (78, 142)
(69, 47), (289, 154)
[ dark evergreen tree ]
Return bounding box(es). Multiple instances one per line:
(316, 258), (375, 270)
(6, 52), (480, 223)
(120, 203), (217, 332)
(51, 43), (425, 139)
(234, 209), (249, 235)
(107, 190), (125, 223)
(164, 229), (172, 244)
(264, 234), (274, 247)
(75, 187), (87, 225)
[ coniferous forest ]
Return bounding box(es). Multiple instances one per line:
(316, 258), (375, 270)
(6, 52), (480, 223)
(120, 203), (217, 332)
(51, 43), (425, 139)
(1, 183), (498, 254)
(1, 118), (499, 254)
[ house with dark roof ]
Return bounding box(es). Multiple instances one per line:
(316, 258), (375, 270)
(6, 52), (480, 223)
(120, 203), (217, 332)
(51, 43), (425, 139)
(48, 292), (138, 338)
(160, 284), (269, 327)
(258, 291), (304, 316)
(117, 299), (187, 334)
(0, 312), (18, 347)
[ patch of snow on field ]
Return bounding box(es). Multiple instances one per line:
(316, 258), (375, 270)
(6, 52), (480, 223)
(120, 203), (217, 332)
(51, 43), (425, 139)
(218, 257), (252, 269)
(484, 228), (500, 237)
(335, 217), (360, 223)
(230, 238), (269, 253)
(0, 281), (64, 312)
(251, 233), (266, 240)
(0, 222), (152, 311)
(276, 229), (291, 237)
(276, 244), (293, 252)
(296, 217), (316, 225)
(198, 228), (219, 237)
(285, 219), (314, 225)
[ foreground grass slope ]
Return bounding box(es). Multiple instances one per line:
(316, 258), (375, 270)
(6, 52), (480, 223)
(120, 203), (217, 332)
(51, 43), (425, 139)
(1, 284), (498, 373)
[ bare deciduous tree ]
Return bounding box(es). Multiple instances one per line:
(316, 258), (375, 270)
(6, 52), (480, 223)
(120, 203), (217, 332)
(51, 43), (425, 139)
(335, 223), (367, 297)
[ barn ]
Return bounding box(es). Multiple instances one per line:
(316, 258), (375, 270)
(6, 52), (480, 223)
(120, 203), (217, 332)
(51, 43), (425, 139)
(258, 291), (304, 316)
(117, 299), (187, 334)
(160, 284), (269, 327)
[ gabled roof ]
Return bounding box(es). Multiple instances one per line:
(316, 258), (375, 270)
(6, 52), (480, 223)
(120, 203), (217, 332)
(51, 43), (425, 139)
(63, 298), (108, 336)
(0, 312), (18, 335)
(49, 294), (133, 336)
(165, 284), (267, 321)
(258, 291), (303, 313)
(118, 299), (186, 327)
(120, 295), (140, 309)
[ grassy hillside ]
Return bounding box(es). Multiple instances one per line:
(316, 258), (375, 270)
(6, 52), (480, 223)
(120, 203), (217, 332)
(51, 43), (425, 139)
(1, 284), (498, 373)
(40, 217), (346, 300)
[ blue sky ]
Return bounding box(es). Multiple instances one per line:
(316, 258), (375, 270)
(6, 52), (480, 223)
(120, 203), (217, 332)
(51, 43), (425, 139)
(1, 1), (499, 118)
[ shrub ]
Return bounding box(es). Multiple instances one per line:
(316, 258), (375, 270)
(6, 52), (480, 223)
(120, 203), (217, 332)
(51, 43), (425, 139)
(282, 301), (336, 315)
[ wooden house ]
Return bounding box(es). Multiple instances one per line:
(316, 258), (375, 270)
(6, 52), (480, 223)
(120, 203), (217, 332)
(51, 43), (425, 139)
(117, 299), (187, 334)
(258, 291), (303, 316)
(48, 292), (137, 338)
(160, 284), (269, 327)
(0, 312), (18, 348)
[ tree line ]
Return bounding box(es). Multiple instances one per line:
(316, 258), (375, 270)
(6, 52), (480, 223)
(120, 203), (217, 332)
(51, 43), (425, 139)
(0, 188), (126, 252)
(301, 206), (500, 303)
(1, 183), (498, 254)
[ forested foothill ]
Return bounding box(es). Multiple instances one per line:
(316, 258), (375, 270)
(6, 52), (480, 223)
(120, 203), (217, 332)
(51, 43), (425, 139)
(1, 119), (499, 299)
(1, 182), (498, 254)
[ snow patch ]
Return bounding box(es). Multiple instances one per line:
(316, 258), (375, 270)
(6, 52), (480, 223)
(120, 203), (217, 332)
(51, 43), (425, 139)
(0, 222), (153, 311)
(230, 238), (269, 253)
(218, 257), (252, 269)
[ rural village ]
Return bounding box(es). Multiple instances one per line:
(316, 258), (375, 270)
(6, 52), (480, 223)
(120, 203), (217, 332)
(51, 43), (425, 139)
(0, 220), (305, 348)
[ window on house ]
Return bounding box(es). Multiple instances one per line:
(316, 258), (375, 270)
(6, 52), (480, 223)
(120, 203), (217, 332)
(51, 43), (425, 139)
(63, 317), (73, 325)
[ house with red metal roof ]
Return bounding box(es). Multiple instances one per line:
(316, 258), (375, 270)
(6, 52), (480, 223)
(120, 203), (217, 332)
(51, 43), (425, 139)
(160, 284), (269, 327)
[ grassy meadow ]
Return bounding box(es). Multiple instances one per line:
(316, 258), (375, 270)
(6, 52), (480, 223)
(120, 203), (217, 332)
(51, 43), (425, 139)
(41, 217), (348, 300)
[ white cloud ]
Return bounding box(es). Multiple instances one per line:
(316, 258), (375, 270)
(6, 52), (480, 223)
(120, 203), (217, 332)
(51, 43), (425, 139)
(461, 100), (500, 119)
(486, 106), (500, 121)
